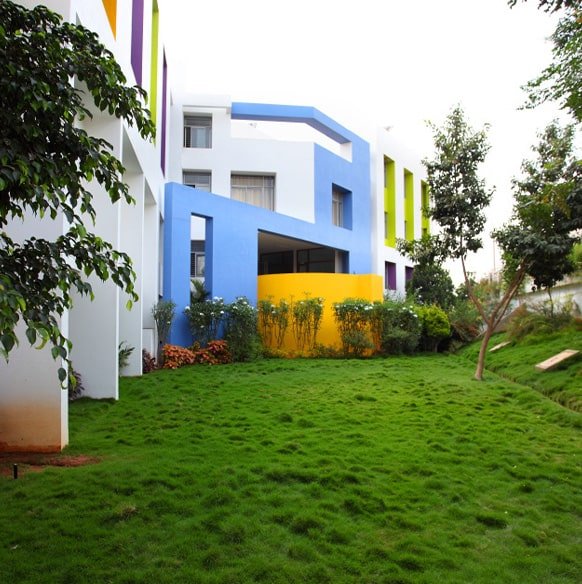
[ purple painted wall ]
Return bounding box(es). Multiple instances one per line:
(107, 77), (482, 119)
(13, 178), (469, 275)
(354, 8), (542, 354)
(131, 0), (144, 85)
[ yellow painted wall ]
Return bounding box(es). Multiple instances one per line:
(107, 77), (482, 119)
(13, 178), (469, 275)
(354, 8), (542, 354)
(384, 157), (396, 247)
(421, 181), (430, 236)
(404, 169), (414, 241)
(149, 2), (159, 130)
(258, 273), (383, 351)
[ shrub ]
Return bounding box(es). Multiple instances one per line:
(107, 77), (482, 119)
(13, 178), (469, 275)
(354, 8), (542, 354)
(371, 300), (421, 355)
(185, 297), (225, 346)
(448, 299), (482, 343)
(192, 340), (232, 365)
(416, 305), (451, 352)
(333, 298), (374, 357)
(506, 299), (577, 341)
(224, 297), (261, 362)
(118, 341), (134, 370)
(292, 296), (324, 351)
(162, 344), (196, 369)
(258, 297), (290, 349)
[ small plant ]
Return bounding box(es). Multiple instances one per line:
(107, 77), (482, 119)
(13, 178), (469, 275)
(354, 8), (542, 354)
(292, 295), (324, 352)
(152, 300), (176, 364)
(191, 279), (210, 303)
(118, 341), (134, 370)
(68, 368), (84, 401)
(224, 297), (261, 362)
(142, 349), (156, 373)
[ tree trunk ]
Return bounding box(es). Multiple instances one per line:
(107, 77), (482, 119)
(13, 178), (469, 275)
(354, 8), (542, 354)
(474, 324), (494, 380)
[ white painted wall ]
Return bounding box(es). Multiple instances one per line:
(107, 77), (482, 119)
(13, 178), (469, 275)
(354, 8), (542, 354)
(1, 0), (166, 450)
(171, 96), (316, 224)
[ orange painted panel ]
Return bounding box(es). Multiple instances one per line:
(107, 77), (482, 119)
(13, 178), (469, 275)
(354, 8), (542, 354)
(102, 0), (117, 37)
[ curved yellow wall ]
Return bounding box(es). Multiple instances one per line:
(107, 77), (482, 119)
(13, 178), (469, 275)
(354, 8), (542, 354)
(258, 273), (383, 351)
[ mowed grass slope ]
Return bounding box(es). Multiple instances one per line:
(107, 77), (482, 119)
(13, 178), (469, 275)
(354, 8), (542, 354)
(460, 327), (582, 412)
(1, 356), (581, 583)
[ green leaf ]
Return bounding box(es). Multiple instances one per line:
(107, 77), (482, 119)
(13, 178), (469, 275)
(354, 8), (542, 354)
(25, 327), (37, 346)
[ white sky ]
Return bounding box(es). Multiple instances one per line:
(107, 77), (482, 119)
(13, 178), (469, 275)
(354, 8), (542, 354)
(158, 0), (570, 283)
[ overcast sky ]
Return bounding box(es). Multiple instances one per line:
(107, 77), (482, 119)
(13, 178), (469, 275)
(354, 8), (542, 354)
(158, 0), (569, 282)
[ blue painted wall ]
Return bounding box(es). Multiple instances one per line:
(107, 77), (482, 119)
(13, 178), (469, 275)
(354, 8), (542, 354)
(164, 103), (372, 347)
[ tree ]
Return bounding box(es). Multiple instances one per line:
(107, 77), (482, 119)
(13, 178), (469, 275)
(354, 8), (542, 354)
(424, 108), (580, 380)
(509, 1), (582, 123)
(397, 236), (455, 309)
(508, 0), (580, 13)
(0, 1), (154, 382)
(495, 121), (581, 314)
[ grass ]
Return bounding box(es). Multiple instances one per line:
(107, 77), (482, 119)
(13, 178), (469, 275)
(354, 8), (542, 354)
(459, 325), (582, 412)
(1, 354), (581, 583)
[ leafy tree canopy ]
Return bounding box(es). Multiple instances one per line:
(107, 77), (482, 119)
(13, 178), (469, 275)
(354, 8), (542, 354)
(0, 1), (154, 382)
(424, 108), (579, 379)
(397, 236), (455, 309)
(508, 0), (580, 13)
(495, 120), (582, 292)
(509, 0), (582, 123)
(423, 106), (494, 263)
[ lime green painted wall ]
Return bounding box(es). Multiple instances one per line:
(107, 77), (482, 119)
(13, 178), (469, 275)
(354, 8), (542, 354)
(384, 157), (396, 247)
(404, 169), (414, 241)
(149, 2), (159, 131)
(421, 181), (430, 236)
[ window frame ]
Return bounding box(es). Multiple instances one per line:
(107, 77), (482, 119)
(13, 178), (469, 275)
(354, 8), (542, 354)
(183, 115), (212, 148)
(183, 171), (211, 192)
(231, 173), (275, 211)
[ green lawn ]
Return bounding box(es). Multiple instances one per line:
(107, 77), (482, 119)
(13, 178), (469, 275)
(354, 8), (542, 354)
(1, 355), (581, 583)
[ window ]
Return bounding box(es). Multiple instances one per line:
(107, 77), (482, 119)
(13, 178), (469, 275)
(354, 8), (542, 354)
(183, 171), (211, 192)
(184, 115), (212, 148)
(332, 187), (344, 227)
(385, 261), (396, 291)
(384, 212), (389, 239)
(231, 174), (275, 210)
(297, 247), (335, 273)
(331, 184), (352, 229)
(191, 241), (205, 278)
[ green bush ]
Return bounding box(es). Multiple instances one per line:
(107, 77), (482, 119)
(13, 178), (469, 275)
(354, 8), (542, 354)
(332, 298), (374, 357)
(292, 296), (324, 352)
(371, 300), (421, 355)
(506, 299), (576, 341)
(448, 299), (482, 344)
(185, 297), (225, 346)
(224, 297), (261, 362)
(416, 305), (451, 352)
(258, 297), (290, 349)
